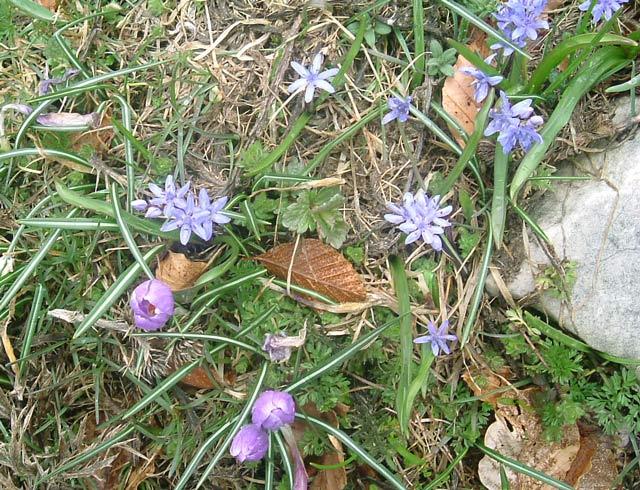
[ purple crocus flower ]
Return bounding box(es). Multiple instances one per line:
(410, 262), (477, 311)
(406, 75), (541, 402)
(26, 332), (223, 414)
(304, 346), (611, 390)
(491, 0), (549, 55)
(484, 91), (543, 154)
(382, 95), (413, 125)
(251, 390), (296, 431)
(384, 189), (453, 251)
(414, 320), (458, 356)
(160, 192), (212, 245)
(39, 68), (80, 96)
(288, 53), (340, 103)
(35, 112), (100, 128)
(130, 279), (175, 331)
(579, 0), (629, 23)
(459, 56), (504, 103)
(230, 424), (269, 463)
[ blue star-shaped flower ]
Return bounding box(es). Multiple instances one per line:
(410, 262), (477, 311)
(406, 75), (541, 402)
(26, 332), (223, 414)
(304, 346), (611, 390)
(414, 320), (458, 356)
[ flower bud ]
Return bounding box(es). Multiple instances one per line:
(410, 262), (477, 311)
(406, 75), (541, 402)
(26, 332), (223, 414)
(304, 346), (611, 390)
(251, 390), (296, 431)
(130, 279), (174, 331)
(230, 424), (269, 463)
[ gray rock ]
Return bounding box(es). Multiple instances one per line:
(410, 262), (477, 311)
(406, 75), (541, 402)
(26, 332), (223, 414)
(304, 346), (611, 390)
(488, 100), (640, 360)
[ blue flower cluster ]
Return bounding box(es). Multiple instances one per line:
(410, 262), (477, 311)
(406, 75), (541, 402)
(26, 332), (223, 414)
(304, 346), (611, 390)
(485, 91), (544, 154)
(132, 176), (230, 245)
(579, 0), (629, 23)
(491, 0), (549, 55)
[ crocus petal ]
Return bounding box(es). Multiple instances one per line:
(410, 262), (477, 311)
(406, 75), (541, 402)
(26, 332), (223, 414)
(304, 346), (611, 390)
(36, 112), (99, 127)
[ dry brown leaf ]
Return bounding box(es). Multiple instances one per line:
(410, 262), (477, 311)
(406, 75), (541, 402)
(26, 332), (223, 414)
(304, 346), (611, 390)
(442, 31), (490, 147)
(566, 425), (619, 489)
(462, 365), (513, 407)
(38, 0), (58, 10)
(180, 366), (216, 389)
(70, 113), (114, 154)
(254, 239), (366, 303)
(156, 250), (209, 291)
(478, 388), (581, 490)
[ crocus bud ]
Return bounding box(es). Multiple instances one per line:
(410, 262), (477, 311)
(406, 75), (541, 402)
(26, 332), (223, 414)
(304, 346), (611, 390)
(230, 424), (269, 463)
(251, 390), (296, 431)
(130, 279), (175, 331)
(36, 112), (100, 128)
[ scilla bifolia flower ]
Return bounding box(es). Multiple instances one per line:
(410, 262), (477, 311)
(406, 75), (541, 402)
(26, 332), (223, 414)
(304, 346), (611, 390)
(484, 91), (543, 154)
(459, 55), (504, 103)
(288, 53), (339, 103)
(384, 189), (453, 251)
(491, 0), (549, 55)
(130, 279), (175, 331)
(414, 320), (458, 356)
(579, 0), (629, 23)
(382, 95), (413, 125)
(229, 424), (269, 463)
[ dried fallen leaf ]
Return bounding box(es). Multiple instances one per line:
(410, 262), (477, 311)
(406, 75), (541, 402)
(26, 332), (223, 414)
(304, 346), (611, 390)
(156, 250), (209, 291)
(70, 113), (114, 154)
(478, 388), (581, 490)
(38, 0), (58, 10)
(442, 32), (490, 147)
(462, 365), (513, 407)
(180, 366), (216, 389)
(565, 424), (618, 490)
(254, 239), (366, 303)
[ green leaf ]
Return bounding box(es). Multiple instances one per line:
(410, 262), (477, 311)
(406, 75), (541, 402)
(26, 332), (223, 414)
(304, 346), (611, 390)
(8, 0), (57, 22)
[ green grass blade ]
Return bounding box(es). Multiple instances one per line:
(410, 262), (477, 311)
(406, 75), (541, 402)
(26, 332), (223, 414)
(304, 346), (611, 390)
(0, 210), (76, 314)
(8, 0), (57, 21)
(174, 420), (235, 490)
(73, 245), (163, 339)
(491, 145), (509, 249)
(438, 0), (530, 59)
(241, 200), (261, 240)
(389, 255), (413, 436)
(110, 183), (154, 279)
(19, 217), (119, 231)
(461, 214), (493, 346)
(410, 105), (462, 155)
(476, 443), (573, 490)
(265, 432), (275, 490)
(19, 283), (45, 377)
(606, 72), (640, 93)
(411, 0), (426, 89)
(195, 363), (269, 489)
(191, 269), (267, 308)
(113, 95), (136, 208)
(500, 465), (511, 489)
(424, 447), (468, 489)
(441, 91), (494, 194)
(274, 431), (294, 490)
(510, 47), (628, 200)
(510, 200), (550, 243)
(527, 33), (637, 94)
(297, 414), (405, 490)
(285, 316), (400, 393)
(0, 148), (92, 170)
(36, 425), (136, 484)
(133, 332), (261, 354)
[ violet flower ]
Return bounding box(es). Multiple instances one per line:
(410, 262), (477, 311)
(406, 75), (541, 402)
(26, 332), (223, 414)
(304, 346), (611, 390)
(252, 390), (296, 431)
(484, 91), (543, 154)
(382, 96), (413, 125)
(130, 279), (175, 331)
(146, 175), (191, 217)
(579, 0), (629, 23)
(39, 68), (80, 96)
(384, 189), (453, 252)
(160, 192), (212, 245)
(491, 0), (549, 55)
(459, 56), (504, 103)
(288, 53), (339, 103)
(230, 424), (269, 463)
(196, 188), (231, 240)
(414, 320), (458, 356)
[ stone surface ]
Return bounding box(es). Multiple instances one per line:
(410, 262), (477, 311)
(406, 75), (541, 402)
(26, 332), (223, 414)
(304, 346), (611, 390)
(488, 100), (640, 360)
